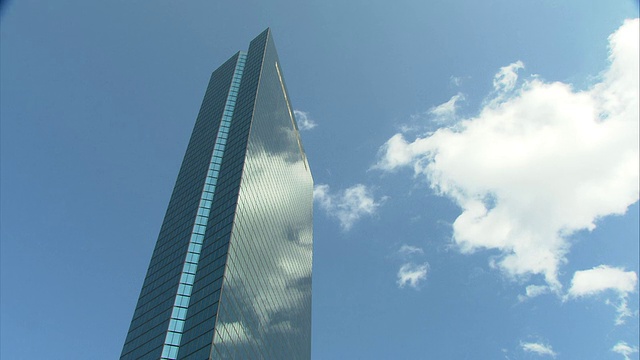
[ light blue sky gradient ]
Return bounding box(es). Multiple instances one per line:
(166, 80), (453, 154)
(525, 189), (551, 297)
(1, 1), (638, 359)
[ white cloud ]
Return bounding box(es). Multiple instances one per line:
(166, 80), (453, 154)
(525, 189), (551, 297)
(567, 265), (638, 324)
(612, 341), (639, 360)
(399, 244), (424, 256)
(493, 61), (524, 93)
(518, 287), (548, 302)
(521, 342), (557, 358)
(396, 245), (427, 289)
(293, 110), (317, 131)
(313, 184), (332, 208)
(374, 19), (640, 291)
(524, 284), (550, 299)
(568, 265), (637, 297)
(610, 297), (635, 326)
(397, 262), (429, 289)
(430, 93), (464, 122)
(314, 184), (385, 230)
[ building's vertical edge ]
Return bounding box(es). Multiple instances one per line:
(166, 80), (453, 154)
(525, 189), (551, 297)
(177, 30), (270, 359)
(121, 28), (312, 360)
(209, 29), (272, 360)
(120, 53), (239, 360)
(268, 31), (314, 359)
(210, 29), (313, 360)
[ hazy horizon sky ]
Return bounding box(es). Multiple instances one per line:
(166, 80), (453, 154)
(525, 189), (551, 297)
(1, 1), (638, 359)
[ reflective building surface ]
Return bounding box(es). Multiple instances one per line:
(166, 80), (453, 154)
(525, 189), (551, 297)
(121, 29), (313, 360)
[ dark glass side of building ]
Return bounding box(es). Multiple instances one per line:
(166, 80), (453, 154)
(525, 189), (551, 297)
(121, 29), (312, 360)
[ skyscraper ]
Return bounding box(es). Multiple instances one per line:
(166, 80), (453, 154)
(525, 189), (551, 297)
(121, 29), (313, 360)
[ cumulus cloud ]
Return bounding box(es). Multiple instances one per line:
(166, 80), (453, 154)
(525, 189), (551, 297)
(374, 19), (640, 291)
(521, 342), (557, 357)
(293, 110), (317, 131)
(568, 265), (637, 297)
(397, 262), (429, 289)
(314, 184), (385, 230)
(567, 265), (638, 324)
(612, 341), (639, 360)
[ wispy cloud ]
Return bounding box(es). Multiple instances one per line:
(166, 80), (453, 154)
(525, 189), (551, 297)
(293, 110), (317, 131)
(521, 341), (557, 358)
(567, 265), (638, 324)
(397, 93), (465, 132)
(450, 76), (462, 87)
(429, 93), (464, 122)
(493, 61), (524, 93)
(398, 244), (424, 256)
(609, 298), (635, 326)
(397, 262), (429, 289)
(612, 341), (639, 360)
(518, 284), (550, 301)
(374, 19), (640, 292)
(396, 245), (428, 290)
(314, 184), (385, 230)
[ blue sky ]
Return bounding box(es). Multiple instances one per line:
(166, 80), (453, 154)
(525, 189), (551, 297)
(1, 1), (638, 359)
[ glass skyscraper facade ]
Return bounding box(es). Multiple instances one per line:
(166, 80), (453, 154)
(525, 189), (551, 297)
(121, 29), (313, 360)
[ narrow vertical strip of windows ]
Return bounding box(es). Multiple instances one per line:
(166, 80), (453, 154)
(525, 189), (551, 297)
(275, 61), (307, 169)
(160, 52), (247, 360)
